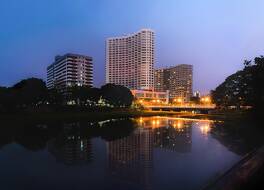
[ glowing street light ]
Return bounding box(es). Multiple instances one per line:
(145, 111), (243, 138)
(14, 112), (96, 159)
(201, 96), (211, 104)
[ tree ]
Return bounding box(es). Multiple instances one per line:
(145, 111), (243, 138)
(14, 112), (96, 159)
(212, 56), (264, 111)
(69, 86), (101, 106)
(12, 78), (47, 107)
(47, 88), (64, 105)
(86, 87), (101, 103)
(0, 87), (11, 110)
(101, 84), (134, 107)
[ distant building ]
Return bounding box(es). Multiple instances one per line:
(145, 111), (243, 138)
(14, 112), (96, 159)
(106, 29), (154, 90)
(47, 53), (93, 90)
(193, 91), (201, 98)
(154, 68), (170, 92)
(154, 64), (193, 102)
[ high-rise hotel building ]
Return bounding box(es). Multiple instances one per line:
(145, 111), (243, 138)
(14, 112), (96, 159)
(47, 53), (93, 90)
(106, 29), (154, 90)
(154, 64), (193, 102)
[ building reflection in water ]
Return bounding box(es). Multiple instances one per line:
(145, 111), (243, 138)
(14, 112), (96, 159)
(107, 127), (153, 189)
(47, 123), (93, 165)
(45, 117), (212, 189)
(106, 117), (194, 189)
(139, 117), (192, 153)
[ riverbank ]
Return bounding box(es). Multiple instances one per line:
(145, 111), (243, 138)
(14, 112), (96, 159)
(204, 145), (264, 190)
(0, 110), (200, 124)
(0, 109), (259, 125)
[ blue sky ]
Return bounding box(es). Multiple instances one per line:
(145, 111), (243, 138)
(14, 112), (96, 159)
(1, 0), (264, 93)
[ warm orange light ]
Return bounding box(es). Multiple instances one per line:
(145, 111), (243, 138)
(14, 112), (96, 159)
(174, 98), (182, 103)
(177, 122), (182, 128)
(205, 97), (210, 102)
(201, 96), (211, 103)
(200, 124), (211, 135)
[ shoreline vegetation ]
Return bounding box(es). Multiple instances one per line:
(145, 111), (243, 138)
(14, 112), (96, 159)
(0, 109), (259, 124)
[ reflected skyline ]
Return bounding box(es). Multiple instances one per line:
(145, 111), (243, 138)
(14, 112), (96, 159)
(107, 127), (153, 189)
(137, 117), (193, 153)
(47, 123), (93, 165)
(1, 116), (262, 190)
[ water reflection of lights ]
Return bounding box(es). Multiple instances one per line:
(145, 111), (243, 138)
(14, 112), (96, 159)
(136, 117), (216, 134)
(137, 116), (215, 123)
(200, 124), (211, 135)
(172, 121), (184, 131)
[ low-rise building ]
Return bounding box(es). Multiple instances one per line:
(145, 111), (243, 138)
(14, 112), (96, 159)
(131, 89), (169, 104)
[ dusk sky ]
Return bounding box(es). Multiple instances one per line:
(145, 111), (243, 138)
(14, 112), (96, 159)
(1, 0), (264, 94)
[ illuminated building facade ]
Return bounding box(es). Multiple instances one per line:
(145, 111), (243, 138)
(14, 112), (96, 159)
(47, 53), (93, 90)
(106, 29), (154, 90)
(131, 89), (169, 104)
(154, 68), (170, 92)
(154, 64), (193, 102)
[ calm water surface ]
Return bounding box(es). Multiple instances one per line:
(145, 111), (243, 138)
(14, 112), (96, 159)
(0, 116), (252, 190)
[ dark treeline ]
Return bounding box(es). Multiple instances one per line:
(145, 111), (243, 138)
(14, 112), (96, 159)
(212, 56), (264, 112)
(0, 78), (134, 112)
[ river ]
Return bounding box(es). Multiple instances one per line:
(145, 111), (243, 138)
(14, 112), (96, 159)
(0, 116), (262, 190)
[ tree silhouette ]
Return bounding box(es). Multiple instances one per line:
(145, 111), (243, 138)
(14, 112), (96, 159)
(212, 56), (264, 111)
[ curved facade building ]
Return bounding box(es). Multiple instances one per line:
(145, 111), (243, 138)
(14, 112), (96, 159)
(106, 29), (154, 90)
